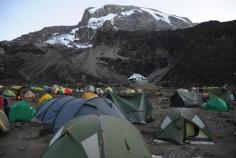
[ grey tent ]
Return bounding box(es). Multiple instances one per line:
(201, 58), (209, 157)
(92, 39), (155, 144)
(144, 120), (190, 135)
(36, 96), (126, 132)
(43, 115), (151, 158)
(106, 92), (153, 124)
(154, 108), (212, 144)
(170, 89), (203, 107)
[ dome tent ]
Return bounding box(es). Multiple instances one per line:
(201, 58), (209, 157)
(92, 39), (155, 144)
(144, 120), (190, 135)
(9, 101), (36, 123)
(23, 90), (35, 98)
(128, 73), (146, 81)
(170, 88), (203, 107)
(36, 96), (126, 132)
(106, 91), (153, 124)
(0, 110), (10, 134)
(81, 92), (98, 99)
(38, 94), (53, 105)
(30, 86), (44, 92)
(154, 108), (212, 144)
(2, 90), (16, 97)
(203, 97), (232, 112)
(42, 115), (151, 158)
(200, 87), (234, 105)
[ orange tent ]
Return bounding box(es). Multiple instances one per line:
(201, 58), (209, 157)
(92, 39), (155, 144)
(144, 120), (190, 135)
(81, 92), (98, 99)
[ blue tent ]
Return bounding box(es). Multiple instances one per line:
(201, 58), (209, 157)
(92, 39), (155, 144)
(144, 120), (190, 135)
(36, 96), (126, 132)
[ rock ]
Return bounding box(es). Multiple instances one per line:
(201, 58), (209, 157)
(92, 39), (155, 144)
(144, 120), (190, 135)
(164, 148), (190, 158)
(17, 146), (26, 151)
(0, 47), (5, 55)
(233, 132), (236, 136)
(29, 132), (39, 139)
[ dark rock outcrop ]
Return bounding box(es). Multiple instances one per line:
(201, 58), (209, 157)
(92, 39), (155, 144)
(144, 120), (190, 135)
(13, 25), (77, 44)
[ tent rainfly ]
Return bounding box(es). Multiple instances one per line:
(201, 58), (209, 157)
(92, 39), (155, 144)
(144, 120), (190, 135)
(0, 110), (10, 134)
(42, 115), (152, 158)
(38, 94), (53, 105)
(170, 88), (203, 107)
(106, 92), (153, 124)
(9, 100), (36, 123)
(36, 96), (126, 132)
(154, 108), (212, 144)
(2, 90), (16, 97)
(128, 73), (146, 81)
(203, 97), (232, 112)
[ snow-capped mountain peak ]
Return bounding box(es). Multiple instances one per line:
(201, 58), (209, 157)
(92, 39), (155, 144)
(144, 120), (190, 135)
(77, 5), (194, 42)
(43, 4), (194, 49)
(84, 5), (193, 28)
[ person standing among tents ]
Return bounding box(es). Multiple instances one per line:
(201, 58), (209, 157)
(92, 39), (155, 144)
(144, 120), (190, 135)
(0, 95), (10, 116)
(0, 95), (4, 111)
(16, 90), (21, 100)
(3, 97), (10, 116)
(223, 84), (235, 105)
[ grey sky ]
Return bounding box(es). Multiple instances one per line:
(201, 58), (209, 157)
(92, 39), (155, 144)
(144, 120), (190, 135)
(0, 0), (235, 41)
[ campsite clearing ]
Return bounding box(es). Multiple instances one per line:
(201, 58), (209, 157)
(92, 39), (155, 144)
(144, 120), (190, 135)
(0, 86), (236, 158)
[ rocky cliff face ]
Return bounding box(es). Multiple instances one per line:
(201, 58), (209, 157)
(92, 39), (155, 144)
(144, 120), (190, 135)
(1, 20), (235, 86)
(93, 20), (236, 86)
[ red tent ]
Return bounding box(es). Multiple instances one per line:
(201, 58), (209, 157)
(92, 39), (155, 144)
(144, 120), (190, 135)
(64, 88), (73, 94)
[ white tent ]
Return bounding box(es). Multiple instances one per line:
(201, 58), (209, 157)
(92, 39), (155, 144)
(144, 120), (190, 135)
(128, 73), (146, 81)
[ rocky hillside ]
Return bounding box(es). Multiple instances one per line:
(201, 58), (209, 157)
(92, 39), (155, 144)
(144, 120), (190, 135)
(0, 20), (235, 86)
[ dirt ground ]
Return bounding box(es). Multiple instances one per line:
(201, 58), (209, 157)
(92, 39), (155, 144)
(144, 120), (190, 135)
(0, 86), (236, 158)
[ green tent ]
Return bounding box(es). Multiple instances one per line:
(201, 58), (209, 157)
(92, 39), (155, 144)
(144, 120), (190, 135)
(106, 92), (153, 124)
(43, 115), (151, 158)
(203, 97), (232, 112)
(201, 87), (234, 105)
(154, 108), (212, 144)
(170, 89), (203, 107)
(9, 100), (36, 123)
(2, 90), (16, 97)
(31, 86), (44, 92)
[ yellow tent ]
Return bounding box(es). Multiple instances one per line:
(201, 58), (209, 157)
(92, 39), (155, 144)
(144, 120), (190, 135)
(81, 92), (98, 99)
(38, 94), (53, 105)
(0, 110), (10, 134)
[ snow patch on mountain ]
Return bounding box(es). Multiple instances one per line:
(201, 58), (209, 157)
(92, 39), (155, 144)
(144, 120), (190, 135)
(171, 14), (190, 24)
(86, 5), (193, 30)
(45, 28), (92, 49)
(88, 13), (117, 29)
(141, 8), (171, 24)
(88, 6), (104, 14)
(120, 9), (141, 16)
